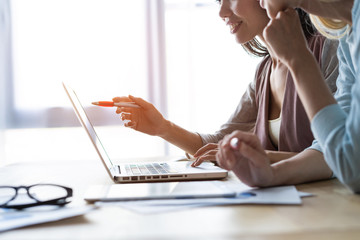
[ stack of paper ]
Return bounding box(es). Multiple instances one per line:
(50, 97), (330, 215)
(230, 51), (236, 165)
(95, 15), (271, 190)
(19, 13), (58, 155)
(95, 181), (307, 214)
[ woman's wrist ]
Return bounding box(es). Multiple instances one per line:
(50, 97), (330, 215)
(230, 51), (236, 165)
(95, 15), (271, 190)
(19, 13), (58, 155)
(285, 48), (314, 76)
(157, 119), (172, 138)
(268, 163), (283, 186)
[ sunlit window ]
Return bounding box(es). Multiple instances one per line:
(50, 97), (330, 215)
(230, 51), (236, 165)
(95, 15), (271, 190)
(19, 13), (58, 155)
(10, 0), (149, 127)
(2, 0), (260, 163)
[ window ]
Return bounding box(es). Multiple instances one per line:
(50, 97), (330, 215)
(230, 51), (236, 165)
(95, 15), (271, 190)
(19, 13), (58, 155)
(2, 0), (260, 163)
(10, 0), (149, 127)
(5, 0), (167, 163)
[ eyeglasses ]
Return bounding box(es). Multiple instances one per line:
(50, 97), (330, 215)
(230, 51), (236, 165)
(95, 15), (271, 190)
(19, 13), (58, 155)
(0, 184), (73, 210)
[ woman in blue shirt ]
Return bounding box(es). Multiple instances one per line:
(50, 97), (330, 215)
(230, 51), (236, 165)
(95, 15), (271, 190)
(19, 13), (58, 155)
(216, 0), (360, 192)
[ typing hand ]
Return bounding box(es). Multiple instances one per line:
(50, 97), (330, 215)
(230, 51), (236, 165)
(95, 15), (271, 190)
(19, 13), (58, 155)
(191, 143), (218, 167)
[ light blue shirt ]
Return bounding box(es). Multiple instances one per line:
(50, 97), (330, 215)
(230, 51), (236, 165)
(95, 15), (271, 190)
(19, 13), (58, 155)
(310, 0), (360, 192)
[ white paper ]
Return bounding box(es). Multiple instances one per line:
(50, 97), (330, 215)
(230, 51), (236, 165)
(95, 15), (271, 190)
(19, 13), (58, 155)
(96, 185), (301, 214)
(0, 205), (95, 232)
(298, 191), (315, 198)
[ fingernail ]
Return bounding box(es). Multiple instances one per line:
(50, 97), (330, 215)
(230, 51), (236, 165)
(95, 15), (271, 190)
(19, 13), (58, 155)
(230, 138), (240, 149)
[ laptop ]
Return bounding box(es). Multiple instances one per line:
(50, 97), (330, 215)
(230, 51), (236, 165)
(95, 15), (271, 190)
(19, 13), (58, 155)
(63, 82), (228, 183)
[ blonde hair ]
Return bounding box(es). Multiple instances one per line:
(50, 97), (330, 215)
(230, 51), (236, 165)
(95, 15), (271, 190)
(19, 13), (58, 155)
(309, 0), (350, 39)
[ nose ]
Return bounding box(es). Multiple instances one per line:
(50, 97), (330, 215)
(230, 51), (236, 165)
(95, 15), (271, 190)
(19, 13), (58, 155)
(218, 0), (231, 21)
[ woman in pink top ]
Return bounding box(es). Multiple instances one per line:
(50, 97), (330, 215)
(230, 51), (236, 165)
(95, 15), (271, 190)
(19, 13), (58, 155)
(112, 0), (338, 185)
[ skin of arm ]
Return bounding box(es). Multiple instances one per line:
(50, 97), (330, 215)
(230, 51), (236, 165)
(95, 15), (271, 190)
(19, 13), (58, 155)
(265, 150), (297, 163)
(160, 120), (204, 155)
(270, 148), (332, 185)
(287, 48), (336, 120)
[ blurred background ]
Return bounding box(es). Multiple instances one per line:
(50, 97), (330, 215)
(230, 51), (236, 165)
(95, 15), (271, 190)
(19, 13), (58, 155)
(0, 0), (260, 165)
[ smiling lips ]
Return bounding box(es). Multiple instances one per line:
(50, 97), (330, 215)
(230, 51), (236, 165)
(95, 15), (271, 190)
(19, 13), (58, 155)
(224, 18), (242, 34)
(229, 22), (241, 33)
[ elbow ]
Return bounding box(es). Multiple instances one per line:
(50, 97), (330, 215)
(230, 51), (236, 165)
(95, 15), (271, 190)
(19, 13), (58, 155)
(326, 144), (360, 193)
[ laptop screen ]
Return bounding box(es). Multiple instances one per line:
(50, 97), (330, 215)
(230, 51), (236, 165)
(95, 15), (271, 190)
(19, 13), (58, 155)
(63, 83), (115, 174)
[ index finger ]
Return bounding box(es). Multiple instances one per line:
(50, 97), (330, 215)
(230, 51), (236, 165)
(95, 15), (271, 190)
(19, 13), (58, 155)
(193, 143), (218, 157)
(113, 96), (132, 102)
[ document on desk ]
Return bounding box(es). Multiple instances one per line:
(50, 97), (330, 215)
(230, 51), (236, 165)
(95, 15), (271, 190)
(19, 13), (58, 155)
(96, 182), (302, 214)
(0, 205), (95, 232)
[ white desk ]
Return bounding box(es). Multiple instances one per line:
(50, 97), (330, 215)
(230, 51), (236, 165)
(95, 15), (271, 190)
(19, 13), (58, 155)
(1, 158), (360, 240)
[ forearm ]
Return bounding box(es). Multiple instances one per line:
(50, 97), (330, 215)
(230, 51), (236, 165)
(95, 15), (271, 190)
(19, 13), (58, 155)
(270, 149), (332, 185)
(287, 50), (336, 121)
(160, 120), (204, 155)
(266, 150), (297, 163)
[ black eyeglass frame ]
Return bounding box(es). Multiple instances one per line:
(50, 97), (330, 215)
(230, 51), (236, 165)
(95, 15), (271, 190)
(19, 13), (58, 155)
(0, 184), (73, 210)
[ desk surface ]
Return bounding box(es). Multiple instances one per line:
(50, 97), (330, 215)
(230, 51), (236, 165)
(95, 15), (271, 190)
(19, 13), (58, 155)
(1, 158), (360, 240)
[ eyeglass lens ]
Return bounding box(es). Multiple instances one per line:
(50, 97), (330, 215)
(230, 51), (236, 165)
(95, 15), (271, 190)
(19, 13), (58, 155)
(29, 185), (68, 201)
(0, 187), (16, 205)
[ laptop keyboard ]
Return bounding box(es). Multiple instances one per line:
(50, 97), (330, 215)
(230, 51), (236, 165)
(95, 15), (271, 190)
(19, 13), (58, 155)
(125, 163), (179, 175)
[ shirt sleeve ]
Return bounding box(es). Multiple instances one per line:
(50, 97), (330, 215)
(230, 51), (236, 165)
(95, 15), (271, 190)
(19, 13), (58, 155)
(311, 8), (360, 193)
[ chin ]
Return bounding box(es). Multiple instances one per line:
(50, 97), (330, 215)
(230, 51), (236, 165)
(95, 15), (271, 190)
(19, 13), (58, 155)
(234, 32), (252, 44)
(235, 36), (249, 45)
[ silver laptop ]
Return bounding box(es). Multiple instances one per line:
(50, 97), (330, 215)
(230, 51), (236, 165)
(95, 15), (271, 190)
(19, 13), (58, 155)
(63, 82), (228, 183)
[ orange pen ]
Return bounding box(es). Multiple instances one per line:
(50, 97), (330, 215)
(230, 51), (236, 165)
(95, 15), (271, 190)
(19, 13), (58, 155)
(92, 101), (140, 108)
